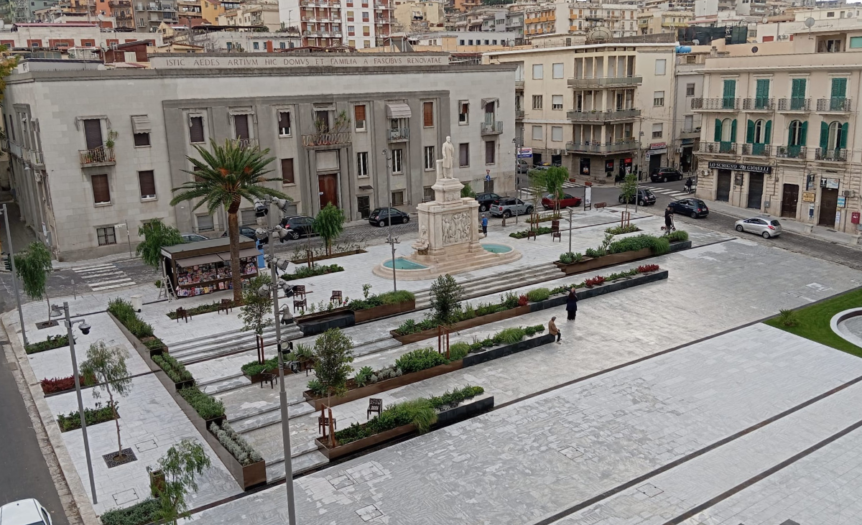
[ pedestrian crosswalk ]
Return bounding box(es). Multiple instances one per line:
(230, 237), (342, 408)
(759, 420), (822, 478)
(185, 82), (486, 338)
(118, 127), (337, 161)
(643, 185), (697, 200)
(73, 263), (135, 292)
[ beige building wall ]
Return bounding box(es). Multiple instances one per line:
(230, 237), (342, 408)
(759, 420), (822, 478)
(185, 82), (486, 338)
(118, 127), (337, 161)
(393, 1), (444, 31)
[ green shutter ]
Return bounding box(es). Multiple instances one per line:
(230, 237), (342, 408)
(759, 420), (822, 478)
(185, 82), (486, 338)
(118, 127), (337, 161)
(714, 118), (722, 142)
(800, 121), (808, 145)
(756, 79), (769, 100)
(746, 119), (754, 143)
(723, 79), (736, 98)
(730, 119), (737, 142)
(791, 78), (806, 98)
(831, 78), (847, 99)
(765, 120), (772, 144)
(820, 121), (829, 150)
(787, 123), (794, 146)
(840, 122), (849, 149)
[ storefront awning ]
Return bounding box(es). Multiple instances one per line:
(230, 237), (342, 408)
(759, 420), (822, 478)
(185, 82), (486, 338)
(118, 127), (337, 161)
(176, 254), (223, 267)
(232, 248), (262, 260)
(386, 103), (412, 119)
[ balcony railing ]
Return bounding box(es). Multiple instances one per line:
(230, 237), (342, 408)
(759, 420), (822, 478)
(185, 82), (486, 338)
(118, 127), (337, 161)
(699, 141), (737, 154)
(741, 143), (771, 157)
(481, 121), (503, 135)
(515, 80), (524, 90)
(387, 127), (409, 142)
(236, 138), (258, 149)
(815, 147), (847, 161)
(691, 98), (740, 110)
(567, 76), (642, 89)
(567, 108), (640, 122)
(816, 98), (852, 112)
(516, 108), (524, 119)
(742, 98), (774, 111)
(778, 98), (810, 112)
(30, 149), (44, 165)
(565, 140), (638, 154)
(680, 128), (700, 139)
(302, 132), (351, 148)
(775, 145), (806, 159)
(79, 145), (115, 166)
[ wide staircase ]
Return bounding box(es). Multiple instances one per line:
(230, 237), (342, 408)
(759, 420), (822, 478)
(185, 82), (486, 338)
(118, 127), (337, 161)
(168, 324), (303, 366)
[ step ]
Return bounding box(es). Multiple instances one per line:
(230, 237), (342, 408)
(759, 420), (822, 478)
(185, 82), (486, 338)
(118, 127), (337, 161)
(414, 264), (564, 308)
(175, 326), (303, 365)
(265, 449), (328, 483)
(232, 402), (316, 434)
(170, 325), (279, 356)
(200, 375), (252, 396)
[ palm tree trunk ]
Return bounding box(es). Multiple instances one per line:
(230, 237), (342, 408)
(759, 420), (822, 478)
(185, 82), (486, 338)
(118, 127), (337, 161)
(227, 197), (243, 302)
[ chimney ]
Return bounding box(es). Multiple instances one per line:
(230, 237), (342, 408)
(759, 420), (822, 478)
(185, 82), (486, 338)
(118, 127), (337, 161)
(266, 40), (273, 52)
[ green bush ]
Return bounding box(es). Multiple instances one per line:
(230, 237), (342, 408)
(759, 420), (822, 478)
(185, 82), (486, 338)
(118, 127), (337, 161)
(25, 334), (70, 354)
(100, 498), (160, 525)
(307, 378), (327, 397)
(428, 385), (485, 410)
(777, 309), (800, 327)
(153, 354), (193, 384)
(395, 347), (449, 374)
(354, 366), (375, 387)
(347, 290), (415, 311)
(448, 342), (470, 361)
(559, 252), (584, 264)
(585, 247), (605, 258)
(178, 387), (224, 420)
(651, 236), (670, 255)
(107, 298), (136, 324)
(509, 226), (553, 239)
(143, 338), (165, 352)
(281, 264), (344, 282)
(166, 301), (225, 319)
(494, 327), (526, 345)
(605, 224), (640, 235)
(606, 234), (669, 256)
(667, 230), (689, 243)
(526, 288), (551, 302)
(57, 402), (116, 432)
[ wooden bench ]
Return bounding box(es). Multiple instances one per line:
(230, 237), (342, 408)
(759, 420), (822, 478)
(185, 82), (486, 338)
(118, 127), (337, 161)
(259, 372), (277, 389)
(175, 307), (190, 323)
(594, 202), (607, 210)
(526, 230), (537, 240)
(217, 299), (234, 315)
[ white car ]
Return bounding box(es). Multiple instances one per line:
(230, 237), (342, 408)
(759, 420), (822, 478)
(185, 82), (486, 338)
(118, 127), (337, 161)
(735, 217), (782, 238)
(0, 499), (53, 525)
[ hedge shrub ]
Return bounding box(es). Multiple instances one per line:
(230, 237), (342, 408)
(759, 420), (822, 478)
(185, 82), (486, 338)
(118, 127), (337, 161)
(100, 498), (160, 525)
(178, 387), (224, 420)
(25, 334), (70, 354)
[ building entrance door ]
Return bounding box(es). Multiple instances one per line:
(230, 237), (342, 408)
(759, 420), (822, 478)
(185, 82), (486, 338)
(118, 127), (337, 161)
(83, 119), (103, 150)
(747, 173), (764, 209)
(819, 188), (839, 226)
(648, 153), (661, 175)
(781, 184), (799, 218)
(318, 173), (338, 210)
(716, 170), (731, 202)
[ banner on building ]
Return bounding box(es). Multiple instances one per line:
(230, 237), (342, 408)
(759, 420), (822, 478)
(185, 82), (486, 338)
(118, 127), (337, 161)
(707, 161), (772, 174)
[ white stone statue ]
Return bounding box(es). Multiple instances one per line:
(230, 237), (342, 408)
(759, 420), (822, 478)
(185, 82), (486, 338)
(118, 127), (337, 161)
(441, 136), (455, 179)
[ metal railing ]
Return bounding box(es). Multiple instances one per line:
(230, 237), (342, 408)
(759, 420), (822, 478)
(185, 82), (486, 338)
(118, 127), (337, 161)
(691, 98), (740, 110)
(565, 140), (637, 154)
(387, 128), (409, 142)
(481, 121), (503, 135)
(566, 108), (640, 122)
(816, 98), (852, 112)
(699, 141), (737, 154)
(79, 145), (115, 166)
(741, 143), (770, 157)
(301, 132), (351, 147)
(236, 138), (258, 149)
(30, 149), (44, 165)
(567, 76), (642, 89)
(515, 108), (524, 119)
(815, 147), (847, 161)
(742, 98), (774, 111)
(515, 80), (524, 89)
(774, 145), (806, 159)
(777, 98), (810, 112)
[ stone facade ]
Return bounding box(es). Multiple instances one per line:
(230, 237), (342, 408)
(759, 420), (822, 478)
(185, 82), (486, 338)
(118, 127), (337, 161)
(3, 54), (516, 260)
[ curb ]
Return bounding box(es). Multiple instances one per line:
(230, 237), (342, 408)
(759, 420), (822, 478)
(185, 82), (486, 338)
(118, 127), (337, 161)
(0, 315), (101, 525)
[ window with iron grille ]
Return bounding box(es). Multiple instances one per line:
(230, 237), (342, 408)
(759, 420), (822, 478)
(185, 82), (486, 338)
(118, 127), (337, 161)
(532, 95), (543, 109)
(552, 95), (563, 110)
(653, 91), (665, 107)
(423, 186), (434, 202)
(196, 214), (214, 231)
(97, 226), (116, 246)
(652, 123), (663, 139)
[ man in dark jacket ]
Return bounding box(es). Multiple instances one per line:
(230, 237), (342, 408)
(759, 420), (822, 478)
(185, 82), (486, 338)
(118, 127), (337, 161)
(566, 287), (578, 321)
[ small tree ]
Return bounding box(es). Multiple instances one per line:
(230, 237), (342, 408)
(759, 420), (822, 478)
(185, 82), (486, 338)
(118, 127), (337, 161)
(150, 439), (211, 525)
(239, 275), (274, 364)
(15, 241), (53, 318)
(312, 203), (346, 256)
(429, 274), (463, 357)
(136, 219), (184, 271)
(620, 173), (639, 218)
(460, 182), (476, 199)
(312, 328), (353, 446)
(532, 166), (569, 217)
(80, 342), (133, 460)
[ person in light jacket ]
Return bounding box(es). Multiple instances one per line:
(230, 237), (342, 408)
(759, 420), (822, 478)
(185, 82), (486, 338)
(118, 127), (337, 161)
(566, 288), (578, 321)
(549, 316), (560, 344)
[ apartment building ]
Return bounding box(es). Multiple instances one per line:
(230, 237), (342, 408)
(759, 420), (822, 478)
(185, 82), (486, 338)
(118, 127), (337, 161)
(523, 2), (638, 40)
(637, 10), (693, 35)
(0, 23), (163, 48)
(3, 53), (516, 260)
(134, 0), (179, 32)
(694, 28), (862, 234)
(486, 43), (676, 180)
(171, 27), (301, 50)
(278, 0), (392, 49)
(392, 1), (444, 32)
(218, 2), (280, 31)
(674, 49), (706, 171)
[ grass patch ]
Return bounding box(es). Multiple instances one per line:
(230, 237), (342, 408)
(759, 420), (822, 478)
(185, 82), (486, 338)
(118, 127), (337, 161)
(764, 288), (862, 358)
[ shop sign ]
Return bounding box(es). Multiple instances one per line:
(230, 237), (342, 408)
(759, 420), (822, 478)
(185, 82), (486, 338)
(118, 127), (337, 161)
(837, 196), (846, 208)
(821, 178), (840, 189)
(517, 147), (533, 158)
(649, 148), (668, 155)
(802, 192), (816, 203)
(707, 161), (772, 174)
(649, 142), (666, 149)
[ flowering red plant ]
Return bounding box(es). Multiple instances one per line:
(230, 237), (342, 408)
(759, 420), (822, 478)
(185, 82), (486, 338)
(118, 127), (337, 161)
(637, 264), (659, 273)
(41, 374), (96, 394)
(584, 276), (605, 288)
(518, 295), (529, 307)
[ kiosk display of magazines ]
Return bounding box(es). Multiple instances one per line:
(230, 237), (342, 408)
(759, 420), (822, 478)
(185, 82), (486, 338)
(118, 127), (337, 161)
(161, 236), (261, 298)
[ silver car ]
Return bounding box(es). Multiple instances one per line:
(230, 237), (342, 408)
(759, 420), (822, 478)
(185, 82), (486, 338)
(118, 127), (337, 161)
(735, 217), (782, 238)
(490, 197), (534, 218)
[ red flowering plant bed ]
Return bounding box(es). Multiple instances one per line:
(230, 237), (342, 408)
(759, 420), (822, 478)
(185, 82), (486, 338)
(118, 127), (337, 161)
(637, 264), (660, 273)
(518, 295), (529, 307)
(584, 276), (606, 288)
(41, 374), (97, 395)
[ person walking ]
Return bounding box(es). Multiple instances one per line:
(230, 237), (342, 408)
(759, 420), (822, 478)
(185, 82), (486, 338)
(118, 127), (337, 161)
(549, 316), (561, 344)
(664, 205), (675, 234)
(481, 214), (488, 237)
(566, 287), (578, 321)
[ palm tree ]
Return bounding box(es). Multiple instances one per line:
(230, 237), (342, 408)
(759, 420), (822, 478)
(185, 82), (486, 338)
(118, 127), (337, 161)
(171, 139), (288, 302)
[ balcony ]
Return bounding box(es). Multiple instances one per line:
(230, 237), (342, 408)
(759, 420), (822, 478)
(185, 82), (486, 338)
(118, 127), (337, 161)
(699, 142), (737, 155)
(516, 108), (524, 119)
(565, 140), (638, 155)
(691, 98), (739, 111)
(237, 138), (258, 149)
(680, 128), (700, 140)
(816, 98), (852, 113)
(79, 145), (115, 167)
(774, 145), (806, 160)
(567, 108), (640, 123)
(302, 132), (351, 149)
(374, 2), (391, 9)
(778, 98), (810, 112)
(387, 128), (410, 142)
(815, 147), (847, 161)
(567, 76), (642, 89)
(742, 98), (774, 111)
(481, 121), (503, 136)
(30, 149), (44, 166)
(741, 143), (771, 157)
(515, 80), (524, 90)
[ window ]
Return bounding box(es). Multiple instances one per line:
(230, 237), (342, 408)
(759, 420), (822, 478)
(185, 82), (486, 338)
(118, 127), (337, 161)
(459, 101), (469, 124)
(354, 104), (366, 131)
(280, 42), (286, 49)
(392, 148), (403, 173)
(459, 39), (465, 45)
(278, 111), (291, 136)
(362, 11), (368, 21)
(349, 39), (356, 47)
(424, 146), (435, 170)
(423, 186), (434, 202)
(364, 40), (370, 48)
(347, 10), (354, 20)
(652, 123), (663, 139)
(532, 125), (543, 140)
(684, 115), (693, 131)
(653, 91), (665, 106)
(459, 143), (469, 167)
(552, 62), (564, 79)
(686, 83), (695, 97)
(138, 170), (156, 199)
(253, 42), (259, 50)
(281, 158), (294, 184)
(532, 64), (543, 79)
(97, 226), (116, 246)
(362, 26), (370, 36)
(654, 59), (666, 76)
(532, 95), (543, 109)
(134, 133), (150, 147)
(824, 120), (848, 151)
(357, 152), (369, 176)
(485, 141), (495, 164)
(423, 101), (434, 127)
(392, 191), (404, 206)
(348, 25), (355, 35)
(552, 95), (563, 110)
(788, 120), (805, 146)
(551, 126), (563, 142)
(92, 174), (110, 204)
(720, 118), (734, 142)
(850, 36), (862, 49)
(189, 116), (204, 143)
(196, 214), (214, 232)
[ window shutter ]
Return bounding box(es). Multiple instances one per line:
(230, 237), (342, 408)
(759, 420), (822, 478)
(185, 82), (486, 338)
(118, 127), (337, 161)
(354, 105), (365, 122)
(831, 78), (847, 98)
(820, 121), (829, 150)
(746, 119), (754, 143)
(138, 170), (155, 197)
(722, 79), (735, 98)
(787, 123), (794, 146)
(423, 102), (433, 127)
(730, 119), (737, 142)
(459, 143), (469, 166)
(714, 119), (722, 142)
(800, 121), (808, 145)
(281, 158), (294, 184)
(92, 174), (110, 203)
(840, 122), (849, 149)
(791, 78), (806, 99)
(764, 120), (772, 144)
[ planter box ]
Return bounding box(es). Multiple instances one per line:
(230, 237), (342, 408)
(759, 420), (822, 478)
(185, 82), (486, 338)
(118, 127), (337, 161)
(578, 269), (668, 299)
(315, 396), (494, 461)
(554, 248), (653, 276)
(295, 307), (351, 324)
(462, 333), (555, 367)
(174, 379), (196, 392)
(353, 299), (416, 324)
(290, 249), (366, 264)
(390, 305), (532, 344)
(303, 360), (463, 410)
(298, 311), (355, 336)
(668, 240), (692, 253)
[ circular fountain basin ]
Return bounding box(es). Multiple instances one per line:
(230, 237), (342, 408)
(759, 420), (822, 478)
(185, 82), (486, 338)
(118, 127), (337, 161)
(382, 258), (428, 270)
(830, 308), (862, 350)
(482, 243), (514, 254)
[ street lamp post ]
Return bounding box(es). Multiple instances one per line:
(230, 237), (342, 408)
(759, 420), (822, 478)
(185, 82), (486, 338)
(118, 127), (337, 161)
(381, 149), (398, 292)
(568, 207), (573, 254)
(513, 137), (520, 226)
(1, 204), (27, 346)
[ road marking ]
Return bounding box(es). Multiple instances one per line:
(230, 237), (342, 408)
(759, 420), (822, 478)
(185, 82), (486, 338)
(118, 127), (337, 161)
(70, 263), (137, 291)
(90, 281), (136, 292)
(88, 277), (133, 287)
(73, 264), (116, 273)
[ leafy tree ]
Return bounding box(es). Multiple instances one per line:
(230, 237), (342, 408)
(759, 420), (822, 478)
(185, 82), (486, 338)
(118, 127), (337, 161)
(621, 173), (639, 216)
(170, 139), (288, 302)
(429, 274), (463, 357)
(136, 219), (183, 271)
(312, 203), (345, 256)
(14, 241), (53, 318)
(460, 182), (476, 199)
(0, 46), (19, 106)
(312, 328), (353, 445)
(239, 275), (274, 364)
(150, 439), (211, 525)
(80, 342), (133, 460)
(530, 166), (569, 216)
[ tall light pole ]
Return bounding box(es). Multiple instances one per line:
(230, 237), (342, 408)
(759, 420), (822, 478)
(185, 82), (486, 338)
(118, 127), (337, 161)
(381, 149), (398, 292)
(568, 207), (573, 254)
(513, 137), (520, 226)
(52, 303), (97, 504)
(1, 204), (27, 346)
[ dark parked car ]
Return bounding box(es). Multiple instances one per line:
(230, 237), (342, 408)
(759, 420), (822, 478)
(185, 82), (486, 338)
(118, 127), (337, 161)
(475, 192), (502, 212)
(669, 198), (709, 218)
(368, 208), (411, 226)
(223, 225), (268, 244)
(650, 168), (684, 182)
(278, 216), (316, 240)
(181, 233), (208, 243)
(541, 193), (582, 210)
(618, 188), (657, 206)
